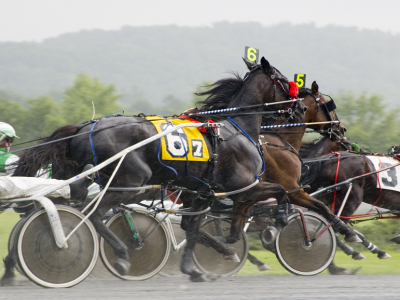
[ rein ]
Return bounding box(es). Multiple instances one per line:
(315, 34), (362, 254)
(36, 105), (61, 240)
(3, 99), (303, 157)
(260, 120), (340, 130)
(188, 98), (303, 117)
(261, 131), (303, 164)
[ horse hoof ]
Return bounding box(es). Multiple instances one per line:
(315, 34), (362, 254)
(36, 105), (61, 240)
(329, 267), (351, 275)
(189, 266), (209, 282)
(352, 253), (366, 260)
(350, 267), (362, 275)
(224, 253), (240, 262)
(344, 234), (362, 243)
(180, 253), (194, 275)
(257, 264), (271, 271)
(190, 274), (209, 282)
(378, 252), (391, 259)
(113, 259), (131, 276)
(1, 277), (18, 287)
(389, 234), (400, 244)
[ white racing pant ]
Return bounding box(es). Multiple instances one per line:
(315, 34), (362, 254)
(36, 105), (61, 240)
(0, 177), (70, 200)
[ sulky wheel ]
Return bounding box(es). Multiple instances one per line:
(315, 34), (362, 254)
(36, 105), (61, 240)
(193, 218), (249, 277)
(16, 205), (99, 288)
(100, 208), (171, 280)
(275, 211), (336, 276)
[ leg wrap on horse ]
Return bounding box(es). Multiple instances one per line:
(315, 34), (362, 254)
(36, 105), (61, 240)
(275, 203), (289, 229)
(354, 230), (390, 259)
(199, 230), (235, 257)
(330, 216), (347, 234)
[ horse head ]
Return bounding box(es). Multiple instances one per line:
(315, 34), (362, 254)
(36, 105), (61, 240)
(388, 145), (400, 156)
(300, 81), (346, 141)
(244, 57), (306, 124)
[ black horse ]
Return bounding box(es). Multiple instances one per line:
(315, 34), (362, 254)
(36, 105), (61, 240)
(3, 57), (302, 284)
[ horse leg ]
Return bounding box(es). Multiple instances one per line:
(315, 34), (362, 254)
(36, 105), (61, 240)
(0, 253), (17, 286)
(90, 211), (131, 275)
(180, 200), (239, 262)
(335, 234), (366, 260)
(247, 252), (270, 271)
(226, 181), (288, 244)
(326, 234), (364, 276)
(180, 198), (212, 282)
(353, 230), (391, 259)
(198, 230), (240, 262)
(328, 261), (361, 275)
(289, 190), (361, 243)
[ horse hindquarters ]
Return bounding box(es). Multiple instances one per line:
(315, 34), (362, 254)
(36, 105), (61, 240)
(288, 190), (361, 243)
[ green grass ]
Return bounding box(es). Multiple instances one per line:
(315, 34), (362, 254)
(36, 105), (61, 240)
(237, 249), (400, 276)
(1, 211), (400, 277)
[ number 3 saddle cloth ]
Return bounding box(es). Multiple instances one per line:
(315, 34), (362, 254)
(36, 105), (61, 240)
(145, 116), (210, 162)
(367, 156), (400, 192)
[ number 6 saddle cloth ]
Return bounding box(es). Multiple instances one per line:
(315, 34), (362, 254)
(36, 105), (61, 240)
(145, 116), (210, 162)
(367, 156), (400, 192)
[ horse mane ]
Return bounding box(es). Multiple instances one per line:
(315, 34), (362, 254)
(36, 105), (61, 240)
(299, 137), (328, 158)
(194, 73), (244, 111)
(298, 87), (312, 98)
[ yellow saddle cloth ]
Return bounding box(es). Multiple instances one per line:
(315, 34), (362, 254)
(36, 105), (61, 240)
(146, 116), (210, 162)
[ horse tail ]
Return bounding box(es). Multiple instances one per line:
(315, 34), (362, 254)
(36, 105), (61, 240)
(13, 124), (80, 177)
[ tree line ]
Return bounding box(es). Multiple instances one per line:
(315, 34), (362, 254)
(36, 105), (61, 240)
(1, 73), (398, 153)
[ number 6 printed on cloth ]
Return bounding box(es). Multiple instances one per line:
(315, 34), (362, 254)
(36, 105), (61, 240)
(161, 124), (189, 158)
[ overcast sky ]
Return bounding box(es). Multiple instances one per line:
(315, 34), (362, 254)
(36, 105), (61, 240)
(1, 0), (399, 42)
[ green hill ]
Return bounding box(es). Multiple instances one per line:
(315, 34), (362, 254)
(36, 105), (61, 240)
(0, 22), (400, 110)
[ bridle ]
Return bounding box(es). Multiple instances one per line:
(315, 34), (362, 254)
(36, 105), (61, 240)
(243, 63), (302, 123)
(338, 139), (352, 151)
(304, 90), (344, 141)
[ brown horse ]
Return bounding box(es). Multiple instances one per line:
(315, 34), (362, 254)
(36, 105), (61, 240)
(299, 138), (397, 274)
(239, 81), (362, 274)
(250, 81), (360, 243)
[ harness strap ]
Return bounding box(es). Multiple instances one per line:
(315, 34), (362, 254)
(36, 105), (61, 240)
(286, 185), (311, 193)
(205, 126), (219, 185)
(226, 116), (265, 179)
(371, 159), (383, 207)
(89, 121), (102, 187)
(332, 152), (341, 213)
(264, 131), (304, 164)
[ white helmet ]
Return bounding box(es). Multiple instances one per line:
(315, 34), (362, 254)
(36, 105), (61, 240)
(0, 122), (19, 143)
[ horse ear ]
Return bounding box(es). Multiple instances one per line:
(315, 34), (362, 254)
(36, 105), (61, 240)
(260, 57), (272, 73)
(311, 81), (319, 94)
(242, 57), (256, 70)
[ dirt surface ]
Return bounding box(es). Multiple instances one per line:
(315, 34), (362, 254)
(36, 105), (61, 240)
(1, 274), (400, 300)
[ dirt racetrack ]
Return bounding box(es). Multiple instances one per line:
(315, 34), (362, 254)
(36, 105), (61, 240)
(1, 274), (400, 300)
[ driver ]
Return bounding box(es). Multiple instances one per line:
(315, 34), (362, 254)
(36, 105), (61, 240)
(0, 122), (19, 176)
(0, 122), (94, 209)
